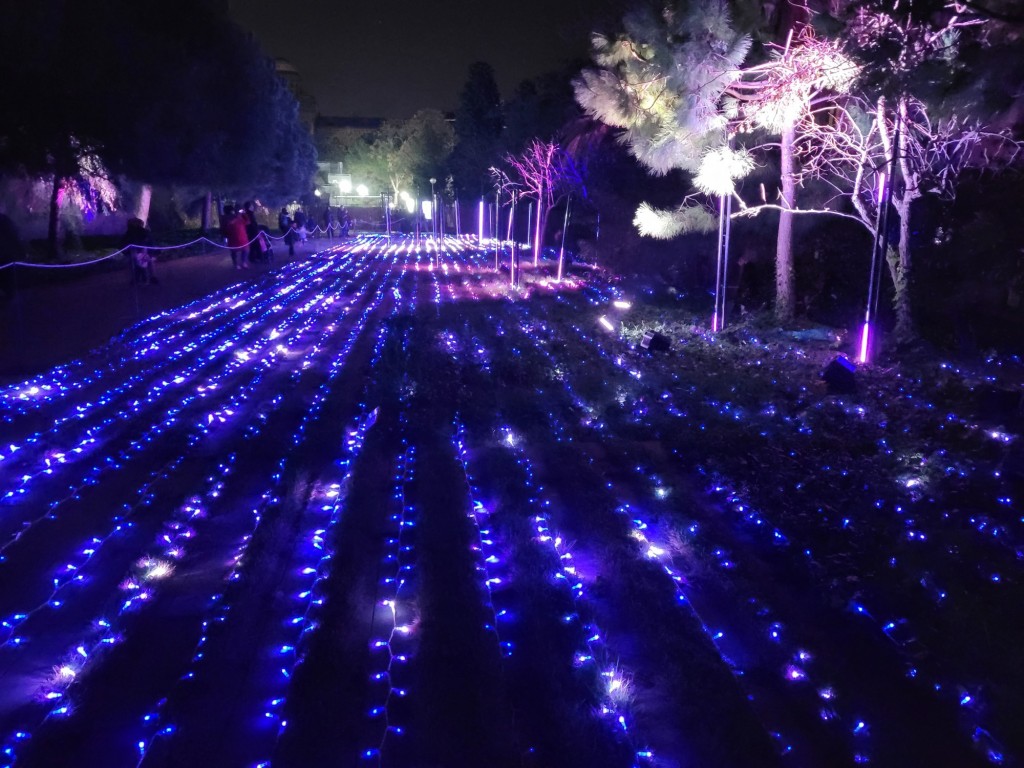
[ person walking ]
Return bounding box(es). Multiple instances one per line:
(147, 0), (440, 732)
(323, 206), (334, 239)
(122, 217), (157, 285)
(293, 208), (307, 242)
(242, 201), (261, 264)
(222, 205), (249, 269)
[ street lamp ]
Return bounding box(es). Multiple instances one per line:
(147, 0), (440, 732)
(429, 177), (437, 242)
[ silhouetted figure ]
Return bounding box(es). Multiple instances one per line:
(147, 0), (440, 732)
(0, 213), (25, 300)
(221, 205), (249, 269)
(293, 208), (308, 242)
(122, 217), (157, 285)
(242, 200), (261, 263)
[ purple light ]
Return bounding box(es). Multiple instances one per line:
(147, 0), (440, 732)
(858, 322), (870, 364)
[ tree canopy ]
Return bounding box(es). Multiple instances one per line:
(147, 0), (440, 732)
(0, 0), (315, 201)
(450, 62), (504, 198)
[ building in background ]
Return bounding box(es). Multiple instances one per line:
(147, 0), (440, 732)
(275, 59), (318, 130)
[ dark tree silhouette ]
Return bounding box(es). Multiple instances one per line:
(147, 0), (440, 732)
(450, 62), (504, 199)
(0, 0), (315, 254)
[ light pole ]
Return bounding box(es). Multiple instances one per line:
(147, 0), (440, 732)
(382, 192), (392, 239)
(509, 190), (518, 288)
(557, 195), (571, 282)
(494, 187), (500, 271)
(429, 177), (437, 243)
(712, 193), (732, 332)
(860, 116), (900, 364)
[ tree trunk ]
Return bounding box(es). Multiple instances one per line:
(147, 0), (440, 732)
(888, 103), (919, 346)
(535, 206), (549, 267)
(774, 120), (796, 323)
(888, 196), (914, 343)
(135, 183), (153, 226)
(47, 174), (61, 260)
(201, 191), (213, 232)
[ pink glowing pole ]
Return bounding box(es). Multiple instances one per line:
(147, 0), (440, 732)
(505, 194), (514, 242)
(525, 202), (533, 265)
(493, 198), (500, 271)
(712, 194), (731, 332)
(509, 192), (518, 287)
(533, 198), (543, 267)
(860, 115), (900, 364)
(557, 196), (571, 282)
(858, 170), (886, 362)
(478, 199), (485, 244)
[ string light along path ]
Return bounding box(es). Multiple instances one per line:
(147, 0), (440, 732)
(0, 235), (1017, 767)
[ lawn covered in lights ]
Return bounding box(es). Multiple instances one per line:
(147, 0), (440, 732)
(0, 235), (1020, 768)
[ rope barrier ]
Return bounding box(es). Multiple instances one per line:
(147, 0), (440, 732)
(0, 215), (446, 273)
(0, 229), (300, 273)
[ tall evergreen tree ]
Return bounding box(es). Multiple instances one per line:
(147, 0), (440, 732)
(504, 63), (586, 152)
(450, 62), (504, 199)
(0, 0), (315, 253)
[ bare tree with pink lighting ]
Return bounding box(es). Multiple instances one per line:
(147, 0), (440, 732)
(497, 139), (584, 267)
(775, 1), (1024, 349)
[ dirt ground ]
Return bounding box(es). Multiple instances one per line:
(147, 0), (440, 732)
(0, 238), (323, 383)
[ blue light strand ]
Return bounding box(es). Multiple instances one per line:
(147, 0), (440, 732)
(361, 416), (417, 763)
(136, 249), (402, 764)
(543, 288), (1011, 762)
(0, 243), (397, 765)
(497, 425), (653, 766)
(0, 255), (367, 522)
(499, 301), (865, 761)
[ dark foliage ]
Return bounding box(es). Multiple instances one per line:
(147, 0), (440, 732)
(0, 0), (315, 200)
(450, 62), (504, 199)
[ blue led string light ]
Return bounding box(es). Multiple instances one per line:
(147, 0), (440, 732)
(0, 242), (398, 765)
(361, 413), (417, 763)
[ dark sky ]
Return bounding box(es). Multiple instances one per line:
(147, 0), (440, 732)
(231, 0), (616, 119)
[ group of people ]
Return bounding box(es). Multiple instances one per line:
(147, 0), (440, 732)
(221, 201), (273, 270)
(321, 205), (351, 239)
(119, 200), (353, 287)
(276, 205), (351, 256)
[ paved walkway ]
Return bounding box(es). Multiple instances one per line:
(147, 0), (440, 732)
(0, 238), (324, 383)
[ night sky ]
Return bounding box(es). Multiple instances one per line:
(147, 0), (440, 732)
(231, 0), (617, 119)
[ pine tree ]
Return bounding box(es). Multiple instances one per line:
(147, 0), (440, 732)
(450, 63), (505, 199)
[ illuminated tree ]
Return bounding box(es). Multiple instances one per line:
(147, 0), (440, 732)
(574, 1), (857, 322)
(574, 0), (752, 211)
(804, 0), (1024, 343)
(724, 28), (860, 320)
(355, 111), (455, 202)
(496, 139), (585, 264)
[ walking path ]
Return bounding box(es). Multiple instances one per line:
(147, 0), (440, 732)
(0, 238), (322, 383)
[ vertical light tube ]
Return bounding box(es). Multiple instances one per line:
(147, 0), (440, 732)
(510, 193), (518, 287)
(713, 194), (726, 332)
(720, 194), (732, 331)
(533, 201), (542, 267)
(557, 196), (571, 282)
